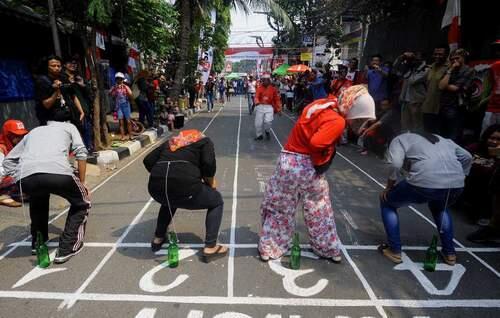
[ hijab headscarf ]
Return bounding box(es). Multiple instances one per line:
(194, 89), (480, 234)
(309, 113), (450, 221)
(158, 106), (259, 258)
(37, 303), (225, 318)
(337, 85), (375, 120)
(169, 129), (206, 152)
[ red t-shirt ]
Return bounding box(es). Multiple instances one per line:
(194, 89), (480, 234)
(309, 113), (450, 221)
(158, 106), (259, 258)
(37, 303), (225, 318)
(285, 98), (345, 166)
(487, 60), (500, 113)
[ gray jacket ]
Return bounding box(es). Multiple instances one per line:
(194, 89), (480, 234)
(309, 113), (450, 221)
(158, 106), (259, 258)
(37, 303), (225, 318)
(387, 133), (472, 189)
(3, 121), (87, 181)
(399, 62), (428, 104)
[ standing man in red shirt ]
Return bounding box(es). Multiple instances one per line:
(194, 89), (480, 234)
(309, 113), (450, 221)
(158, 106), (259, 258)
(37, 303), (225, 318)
(482, 40), (500, 134)
(254, 74), (281, 140)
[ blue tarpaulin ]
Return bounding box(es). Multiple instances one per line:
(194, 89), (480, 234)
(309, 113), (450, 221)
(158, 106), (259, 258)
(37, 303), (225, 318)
(0, 59), (34, 102)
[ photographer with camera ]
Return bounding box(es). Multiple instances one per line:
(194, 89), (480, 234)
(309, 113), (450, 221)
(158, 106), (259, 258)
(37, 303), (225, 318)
(35, 55), (85, 127)
(394, 51), (428, 132)
(438, 48), (474, 143)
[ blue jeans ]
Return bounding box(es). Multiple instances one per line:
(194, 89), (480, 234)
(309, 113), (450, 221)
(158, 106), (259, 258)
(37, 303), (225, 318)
(206, 92), (214, 111)
(380, 180), (462, 256)
(247, 93), (255, 114)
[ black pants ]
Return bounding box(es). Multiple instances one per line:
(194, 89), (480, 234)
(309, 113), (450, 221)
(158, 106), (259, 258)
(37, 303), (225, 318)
(148, 178), (223, 247)
(440, 106), (463, 143)
(21, 173), (90, 253)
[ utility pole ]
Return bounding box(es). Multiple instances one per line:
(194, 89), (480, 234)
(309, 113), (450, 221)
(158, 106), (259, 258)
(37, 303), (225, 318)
(48, 0), (61, 56)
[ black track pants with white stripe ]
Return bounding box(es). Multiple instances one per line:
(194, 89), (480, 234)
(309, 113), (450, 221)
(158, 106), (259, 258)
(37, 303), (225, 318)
(21, 173), (90, 254)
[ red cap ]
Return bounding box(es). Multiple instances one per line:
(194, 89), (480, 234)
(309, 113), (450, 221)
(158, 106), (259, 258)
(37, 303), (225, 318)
(2, 120), (28, 136)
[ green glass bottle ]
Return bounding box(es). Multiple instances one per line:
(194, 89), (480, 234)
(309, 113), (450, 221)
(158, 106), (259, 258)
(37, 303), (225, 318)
(290, 233), (301, 270)
(36, 231), (50, 268)
(167, 232), (179, 268)
(424, 235), (438, 272)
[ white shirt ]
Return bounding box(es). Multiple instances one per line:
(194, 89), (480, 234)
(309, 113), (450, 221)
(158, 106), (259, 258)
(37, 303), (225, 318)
(247, 80), (257, 93)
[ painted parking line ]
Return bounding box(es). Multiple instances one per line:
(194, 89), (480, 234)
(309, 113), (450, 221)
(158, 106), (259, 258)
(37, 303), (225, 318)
(1, 290), (500, 308)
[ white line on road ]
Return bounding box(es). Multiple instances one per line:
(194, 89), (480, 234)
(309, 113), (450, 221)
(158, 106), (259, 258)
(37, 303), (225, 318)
(227, 96), (242, 297)
(336, 152), (500, 279)
(270, 116), (387, 317)
(59, 198), (154, 309)
(280, 112), (500, 279)
(0, 133), (169, 262)
(202, 106), (224, 134)
(9, 241), (500, 253)
(1, 290), (500, 308)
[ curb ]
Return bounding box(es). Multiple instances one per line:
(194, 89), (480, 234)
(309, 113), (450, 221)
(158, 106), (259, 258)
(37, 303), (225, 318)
(89, 107), (202, 167)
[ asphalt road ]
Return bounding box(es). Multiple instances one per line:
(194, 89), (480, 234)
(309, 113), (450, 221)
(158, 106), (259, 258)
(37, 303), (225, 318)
(0, 97), (499, 318)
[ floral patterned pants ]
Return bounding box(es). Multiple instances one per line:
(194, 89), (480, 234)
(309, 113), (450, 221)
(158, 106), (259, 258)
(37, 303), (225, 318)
(258, 151), (341, 259)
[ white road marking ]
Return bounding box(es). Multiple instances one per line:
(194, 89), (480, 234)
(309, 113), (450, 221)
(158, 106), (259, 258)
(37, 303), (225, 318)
(1, 291), (500, 308)
(394, 253), (466, 296)
(214, 313), (251, 318)
(339, 209), (359, 230)
(0, 130), (171, 262)
(268, 252), (328, 297)
(336, 151), (500, 279)
(135, 308), (157, 318)
(268, 123), (387, 317)
(202, 106), (224, 134)
(270, 128), (283, 149)
(258, 181), (266, 193)
(340, 242), (388, 318)
(58, 198), (154, 309)
(227, 97), (242, 297)
(187, 310), (205, 318)
(8, 241), (500, 253)
(139, 249), (197, 293)
(12, 264), (66, 289)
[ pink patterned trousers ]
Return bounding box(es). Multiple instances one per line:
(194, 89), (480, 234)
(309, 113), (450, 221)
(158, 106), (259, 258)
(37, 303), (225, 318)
(258, 151), (341, 259)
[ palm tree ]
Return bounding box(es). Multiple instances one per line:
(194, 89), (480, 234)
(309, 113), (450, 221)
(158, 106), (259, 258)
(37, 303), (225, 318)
(171, 0), (292, 98)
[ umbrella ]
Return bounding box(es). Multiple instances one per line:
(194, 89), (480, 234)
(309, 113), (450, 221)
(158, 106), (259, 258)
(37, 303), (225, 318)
(225, 73), (241, 79)
(287, 64), (311, 73)
(272, 63), (290, 76)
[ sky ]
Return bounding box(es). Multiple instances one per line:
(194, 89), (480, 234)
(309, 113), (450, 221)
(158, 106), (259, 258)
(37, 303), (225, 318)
(229, 8), (276, 48)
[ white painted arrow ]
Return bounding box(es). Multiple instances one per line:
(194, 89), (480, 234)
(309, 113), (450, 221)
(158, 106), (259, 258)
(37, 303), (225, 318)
(268, 251), (329, 297)
(12, 250), (66, 289)
(135, 308), (157, 318)
(394, 253), (466, 295)
(139, 249), (197, 293)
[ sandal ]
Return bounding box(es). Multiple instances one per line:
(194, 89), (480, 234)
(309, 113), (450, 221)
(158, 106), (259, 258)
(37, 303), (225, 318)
(151, 237), (166, 252)
(378, 243), (402, 264)
(0, 198), (22, 208)
(202, 245), (228, 263)
(441, 252), (457, 266)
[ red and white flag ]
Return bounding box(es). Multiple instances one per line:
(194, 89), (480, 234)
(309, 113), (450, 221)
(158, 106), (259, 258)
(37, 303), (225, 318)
(441, 0), (461, 50)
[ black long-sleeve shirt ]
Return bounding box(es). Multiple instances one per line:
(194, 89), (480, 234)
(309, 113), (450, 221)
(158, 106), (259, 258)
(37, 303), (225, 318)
(143, 138), (216, 199)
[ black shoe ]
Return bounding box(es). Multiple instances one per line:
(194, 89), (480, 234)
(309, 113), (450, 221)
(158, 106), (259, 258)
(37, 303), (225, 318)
(254, 135), (263, 141)
(265, 131), (271, 140)
(467, 227), (500, 243)
(151, 237), (166, 252)
(54, 244), (84, 264)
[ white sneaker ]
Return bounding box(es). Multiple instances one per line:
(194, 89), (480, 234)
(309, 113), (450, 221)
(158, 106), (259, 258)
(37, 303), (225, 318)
(260, 254), (270, 262)
(332, 255), (342, 263)
(54, 244), (84, 264)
